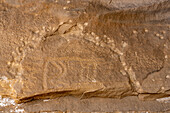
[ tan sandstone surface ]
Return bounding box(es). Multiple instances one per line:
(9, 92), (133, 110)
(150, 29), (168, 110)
(0, 0), (170, 112)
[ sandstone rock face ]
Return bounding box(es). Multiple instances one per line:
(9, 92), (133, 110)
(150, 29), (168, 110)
(0, 0), (170, 112)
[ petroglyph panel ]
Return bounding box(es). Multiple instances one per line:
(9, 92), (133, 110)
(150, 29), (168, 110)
(12, 37), (131, 100)
(43, 57), (120, 90)
(0, 0), (170, 112)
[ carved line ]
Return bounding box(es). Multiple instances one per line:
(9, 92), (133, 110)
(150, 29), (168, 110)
(40, 57), (105, 90)
(50, 61), (67, 77)
(43, 60), (49, 90)
(80, 61), (98, 80)
(46, 57), (103, 62)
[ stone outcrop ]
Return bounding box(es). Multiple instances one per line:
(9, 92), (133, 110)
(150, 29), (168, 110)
(0, 0), (170, 112)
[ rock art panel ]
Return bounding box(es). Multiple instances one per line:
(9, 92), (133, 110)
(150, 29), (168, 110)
(0, 0), (169, 109)
(14, 37), (131, 102)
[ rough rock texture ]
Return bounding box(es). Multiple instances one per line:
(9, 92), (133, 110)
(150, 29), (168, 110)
(1, 96), (170, 112)
(0, 0), (170, 112)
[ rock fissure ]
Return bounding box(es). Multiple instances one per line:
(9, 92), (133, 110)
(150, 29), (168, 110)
(143, 64), (165, 82)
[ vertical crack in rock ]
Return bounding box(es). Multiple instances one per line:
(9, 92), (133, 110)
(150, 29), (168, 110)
(119, 42), (143, 93)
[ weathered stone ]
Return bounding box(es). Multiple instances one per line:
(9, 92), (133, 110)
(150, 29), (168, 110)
(0, 0), (170, 112)
(1, 96), (170, 112)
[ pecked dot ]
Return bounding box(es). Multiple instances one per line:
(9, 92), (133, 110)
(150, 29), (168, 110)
(63, 7), (67, 10)
(132, 30), (138, 34)
(161, 87), (165, 90)
(84, 22), (88, 26)
(144, 28), (148, 33)
(67, 0), (71, 4)
(166, 75), (170, 79)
